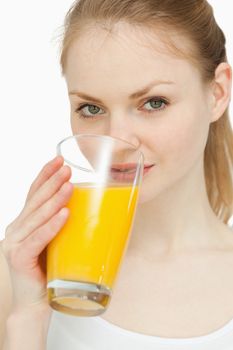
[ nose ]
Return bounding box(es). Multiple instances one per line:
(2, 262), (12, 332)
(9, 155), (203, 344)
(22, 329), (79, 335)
(104, 114), (140, 150)
(100, 115), (143, 167)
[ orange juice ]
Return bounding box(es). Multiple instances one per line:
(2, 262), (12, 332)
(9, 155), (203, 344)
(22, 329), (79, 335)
(47, 183), (138, 290)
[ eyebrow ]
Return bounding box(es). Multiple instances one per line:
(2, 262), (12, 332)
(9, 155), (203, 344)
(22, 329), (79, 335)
(68, 79), (175, 104)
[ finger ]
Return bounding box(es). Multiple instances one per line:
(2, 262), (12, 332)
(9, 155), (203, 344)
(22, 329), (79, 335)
(26, 156), (64, 202)
(6, 207), (70, 277)
(11, 182), (74, 242)
(18, 207), (70, 267)
(20, 165), (72, 221)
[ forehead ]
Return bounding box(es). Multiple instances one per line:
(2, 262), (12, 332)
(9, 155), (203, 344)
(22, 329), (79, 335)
(65, 22), (201, 92)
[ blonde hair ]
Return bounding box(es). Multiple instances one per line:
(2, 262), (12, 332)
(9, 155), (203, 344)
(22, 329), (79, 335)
(58, 0), (233, 225)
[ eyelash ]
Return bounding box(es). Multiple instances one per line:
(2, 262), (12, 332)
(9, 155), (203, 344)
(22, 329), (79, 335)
(75, 97), (169, 119)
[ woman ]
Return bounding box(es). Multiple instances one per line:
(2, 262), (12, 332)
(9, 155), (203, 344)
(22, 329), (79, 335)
(1, 0), (233, 349)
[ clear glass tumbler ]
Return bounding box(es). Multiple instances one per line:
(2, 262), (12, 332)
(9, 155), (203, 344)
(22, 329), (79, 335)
(47, 134), (144, 316)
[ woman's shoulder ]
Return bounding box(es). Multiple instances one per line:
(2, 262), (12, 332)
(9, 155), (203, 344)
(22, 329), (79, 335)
(0, 239), (12, 347)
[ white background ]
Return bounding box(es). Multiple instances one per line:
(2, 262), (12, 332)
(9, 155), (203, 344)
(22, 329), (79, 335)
(0, 0), (232, 240)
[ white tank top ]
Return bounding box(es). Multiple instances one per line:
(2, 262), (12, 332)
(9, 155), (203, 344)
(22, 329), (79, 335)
(47, 310), (233, 349)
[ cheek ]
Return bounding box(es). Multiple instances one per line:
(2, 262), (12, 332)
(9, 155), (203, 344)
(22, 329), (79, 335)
(71, 115), (106, 136)
(138, 109), (210, 204)
(146, 106), (210, 170)
(71, 115), (87, 135)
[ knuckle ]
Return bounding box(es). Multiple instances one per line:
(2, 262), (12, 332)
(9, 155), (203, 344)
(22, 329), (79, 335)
(53, 169), (64, 183)
(2, 239), (17, 265)
(37, 210), (49, 225)
(36, 216), (62, 243)
(55, 165), (70, 182)
(43, 166), (53, 179)
(46, 167), (66, 191)
(49, 188), (69, 213)
(5, 217), (20, 237)
(42, 159), (57, 177)
(22, 212), (44, 234)
(58, 182), (70, 197)
(41, 201), (60, 221)
(5, 223), (13, 237)
(28, 182), (35, 194)
(46, 219), (59, 235)
(56, 192), (68, 205)
(19, 220), (33, 236)
(31, 230), (44, 246)
(51, 213), (66, 232)
(63, 165), (71, 176)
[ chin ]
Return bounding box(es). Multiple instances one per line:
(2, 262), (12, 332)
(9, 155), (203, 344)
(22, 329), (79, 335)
(137, 185), (159, 205)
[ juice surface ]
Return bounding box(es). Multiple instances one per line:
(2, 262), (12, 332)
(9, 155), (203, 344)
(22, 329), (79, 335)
(47, 183), (138, 289)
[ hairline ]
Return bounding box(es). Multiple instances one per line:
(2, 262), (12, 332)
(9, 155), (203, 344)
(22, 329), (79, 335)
(61, 19), (213, 85)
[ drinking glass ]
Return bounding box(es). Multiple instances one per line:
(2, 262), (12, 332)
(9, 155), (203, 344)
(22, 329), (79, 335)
(47, 134), (144, 316)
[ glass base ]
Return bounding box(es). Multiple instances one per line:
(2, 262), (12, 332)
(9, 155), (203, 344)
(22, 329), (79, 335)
(47, 279), (112, 317)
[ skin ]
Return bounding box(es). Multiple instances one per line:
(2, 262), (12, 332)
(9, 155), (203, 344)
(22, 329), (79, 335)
(0, 21), (232, 344)
(0, 157), (74, 348)
(65, 22), (232, 256)
(65, 22), (233, 336)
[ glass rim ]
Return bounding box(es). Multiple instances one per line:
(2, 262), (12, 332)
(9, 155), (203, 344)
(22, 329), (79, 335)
(56, 134), (144, 173)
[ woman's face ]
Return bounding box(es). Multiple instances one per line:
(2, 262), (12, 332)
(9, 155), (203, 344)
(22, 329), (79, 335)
(64, 23), (213, 204)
